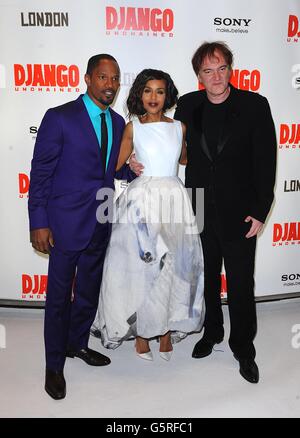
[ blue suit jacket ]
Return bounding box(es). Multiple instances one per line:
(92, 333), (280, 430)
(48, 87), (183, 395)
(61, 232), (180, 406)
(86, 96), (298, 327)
(28, 95), (133, 251)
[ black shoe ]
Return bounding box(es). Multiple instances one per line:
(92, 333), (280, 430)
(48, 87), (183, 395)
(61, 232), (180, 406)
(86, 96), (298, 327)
(192, 336), (223, 359)
(234, 355), (259, 383)
(45, 369), (66, 400)
(66, 347), (111, 366)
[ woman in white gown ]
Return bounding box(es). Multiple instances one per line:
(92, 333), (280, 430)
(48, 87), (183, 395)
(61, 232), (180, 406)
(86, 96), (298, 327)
(92, 69), (205, 360)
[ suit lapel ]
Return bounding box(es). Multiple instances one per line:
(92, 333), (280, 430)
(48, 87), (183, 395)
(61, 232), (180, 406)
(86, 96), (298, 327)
(216, 87), (240, 157)
(193, 100), (213, 162)
(74, 96), (101, 160)
(201, 132), (213, 162)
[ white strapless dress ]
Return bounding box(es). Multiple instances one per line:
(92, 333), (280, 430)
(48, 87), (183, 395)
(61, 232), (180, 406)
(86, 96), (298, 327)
(92, 119), (205, 348)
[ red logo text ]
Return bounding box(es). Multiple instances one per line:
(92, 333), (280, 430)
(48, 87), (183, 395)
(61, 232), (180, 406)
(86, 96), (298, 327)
(19, 173), (29, 198)
(106, 7), (174, 37)
(14, 64), (80, 92)
(22, 274), (47, 300)
(287, 15), (300, 42)
(279, 124), (300, 149)
(273, 223), (300, 246)
(230, 69), (260, 91)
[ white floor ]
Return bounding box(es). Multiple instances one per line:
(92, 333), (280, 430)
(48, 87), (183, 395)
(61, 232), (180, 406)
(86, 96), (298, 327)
(0, 298), (300, 418)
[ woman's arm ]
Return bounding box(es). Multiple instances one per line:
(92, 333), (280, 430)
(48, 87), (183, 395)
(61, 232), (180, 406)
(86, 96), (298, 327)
(116, 122), (134, 171)
(179, 122), (187, 165)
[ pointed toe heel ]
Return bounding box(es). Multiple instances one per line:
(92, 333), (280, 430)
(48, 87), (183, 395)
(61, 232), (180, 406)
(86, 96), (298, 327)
(136, 351), (153, 361)
(159, 351), (173, 361)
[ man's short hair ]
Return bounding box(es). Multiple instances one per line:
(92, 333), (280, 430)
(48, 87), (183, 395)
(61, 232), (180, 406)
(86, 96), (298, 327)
(86, 54), (119, 75)
(192, 41), (233, 75)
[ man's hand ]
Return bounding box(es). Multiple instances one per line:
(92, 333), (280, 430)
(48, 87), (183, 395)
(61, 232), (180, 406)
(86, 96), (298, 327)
(30, 228), (54, 254)
(244, 216), (263, 238)
(129, 153), (144, 176)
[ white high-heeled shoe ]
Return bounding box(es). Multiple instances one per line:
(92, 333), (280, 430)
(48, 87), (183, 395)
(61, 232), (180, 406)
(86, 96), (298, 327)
(159, 350), (173, 361)
(135, 339), (153, 361)
(136, 350), (153, 361)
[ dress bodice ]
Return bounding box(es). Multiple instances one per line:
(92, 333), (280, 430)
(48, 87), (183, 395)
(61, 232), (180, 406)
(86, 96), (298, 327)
(132, 118), (182, 177)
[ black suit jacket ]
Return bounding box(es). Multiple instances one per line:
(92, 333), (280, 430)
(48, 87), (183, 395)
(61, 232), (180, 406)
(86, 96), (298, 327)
(174, 85), (277, 239)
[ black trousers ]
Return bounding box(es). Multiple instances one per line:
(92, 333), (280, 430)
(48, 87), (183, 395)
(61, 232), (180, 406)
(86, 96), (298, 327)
(200, 204), (257, 359)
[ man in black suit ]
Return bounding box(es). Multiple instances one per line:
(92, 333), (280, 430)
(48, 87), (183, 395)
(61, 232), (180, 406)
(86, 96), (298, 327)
(174, 41), (277, 383)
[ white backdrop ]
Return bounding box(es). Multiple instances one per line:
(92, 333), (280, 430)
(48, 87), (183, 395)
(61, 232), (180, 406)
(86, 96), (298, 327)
(0, 0), (299, 303)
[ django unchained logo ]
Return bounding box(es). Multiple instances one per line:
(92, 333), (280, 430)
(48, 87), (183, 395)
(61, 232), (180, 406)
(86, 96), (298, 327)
(273, 222), (300, 246)
(279, 124), (300, 150)
(105, 6), (174, 38)
(287, 15), (300, 42)
(14, 64), (80, 93)
(19, 173), (30, 198)
(22, 274), (47, 300)
(230, 69), (260, 91)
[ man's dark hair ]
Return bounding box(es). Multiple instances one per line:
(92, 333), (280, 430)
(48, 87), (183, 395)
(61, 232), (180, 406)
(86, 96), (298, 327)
(86, 54), (119, 75)
(192, 41), (234, 75)
(127, 68), (178, 118)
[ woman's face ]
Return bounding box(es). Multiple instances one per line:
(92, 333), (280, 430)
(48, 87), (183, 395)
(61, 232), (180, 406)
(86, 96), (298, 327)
(141, 79), (167, 115)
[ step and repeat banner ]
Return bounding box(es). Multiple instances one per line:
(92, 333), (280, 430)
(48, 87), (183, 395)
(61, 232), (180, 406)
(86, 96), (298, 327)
(0, 0), (299, 303)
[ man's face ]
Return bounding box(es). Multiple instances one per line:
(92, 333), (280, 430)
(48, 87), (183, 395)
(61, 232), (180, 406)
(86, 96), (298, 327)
(197, 50), (232, 101)
(85, 59), (120, 109)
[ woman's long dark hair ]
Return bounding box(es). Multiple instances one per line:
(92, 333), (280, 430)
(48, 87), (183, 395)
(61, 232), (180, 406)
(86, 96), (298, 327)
(127, 69), (178, 118)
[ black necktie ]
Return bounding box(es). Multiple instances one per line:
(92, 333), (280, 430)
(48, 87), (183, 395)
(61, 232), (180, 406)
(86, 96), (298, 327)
(100, 112), (108, 172)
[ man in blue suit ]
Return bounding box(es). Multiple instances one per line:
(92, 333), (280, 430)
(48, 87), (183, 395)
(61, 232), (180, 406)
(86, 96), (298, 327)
(28, 54), (133, 400)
